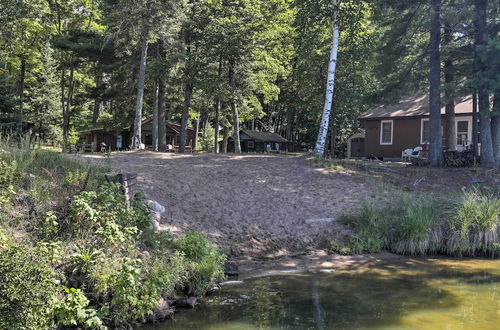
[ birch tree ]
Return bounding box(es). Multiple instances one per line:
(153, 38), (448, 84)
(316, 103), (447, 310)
(315, 0), (340, 157)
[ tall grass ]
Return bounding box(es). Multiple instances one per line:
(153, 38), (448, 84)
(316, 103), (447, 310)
(447, 190), (500, 256)
(337, 190), (500, 257)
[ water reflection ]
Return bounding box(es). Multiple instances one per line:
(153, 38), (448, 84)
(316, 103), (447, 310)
(141, 258), (500, 330)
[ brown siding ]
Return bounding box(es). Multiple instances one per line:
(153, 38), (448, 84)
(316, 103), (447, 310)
(364, 118), (422, 159)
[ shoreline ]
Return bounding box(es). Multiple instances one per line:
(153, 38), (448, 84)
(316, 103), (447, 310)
(233, 250), (406, 280)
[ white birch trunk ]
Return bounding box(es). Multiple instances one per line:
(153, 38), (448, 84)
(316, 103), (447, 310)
(131, 28), (149, 149)
(314, 0), (340, 157)
(152, 79), (159, 152)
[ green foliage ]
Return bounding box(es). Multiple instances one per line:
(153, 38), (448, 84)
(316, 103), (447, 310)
(68, 183), (150, 244)
(339, 191), (500, 257)
(199, 123), (216, 151)
(0, 157), (19, 203)
(55, 287), (103, 329)
(0, 242), (58, 330)
(0, 144), (226, 327)
(175, 231), (226, 296)
(447, 190), (500, 256)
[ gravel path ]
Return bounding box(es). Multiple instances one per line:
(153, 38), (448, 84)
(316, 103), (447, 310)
(75, 151), (378, 256)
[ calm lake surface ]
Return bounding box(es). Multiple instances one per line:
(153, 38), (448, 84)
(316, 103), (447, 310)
(141, 258), (500, 330)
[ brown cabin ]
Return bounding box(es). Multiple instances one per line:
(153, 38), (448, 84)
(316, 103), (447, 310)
(353, 95), (474, 160)
(79, 119), (195, 152)
(225, 130), (291, 153)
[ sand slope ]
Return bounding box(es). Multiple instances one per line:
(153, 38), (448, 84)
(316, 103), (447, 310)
(75, 152), (380, 256)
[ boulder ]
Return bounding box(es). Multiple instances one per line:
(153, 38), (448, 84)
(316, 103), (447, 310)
(152, 220), (159, 231)
(174, 297), (197, 308)
(223, 261), (239, 277)
(151, 211), (162, 221)
(145, 200), (166, 213)
(148, 298), (173, 321)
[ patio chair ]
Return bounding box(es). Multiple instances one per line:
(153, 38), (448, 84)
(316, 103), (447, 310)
(409, 146), (423, 160)
(401, 148), (413, 162)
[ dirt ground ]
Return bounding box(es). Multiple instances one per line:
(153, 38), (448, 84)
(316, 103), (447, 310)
(73, 151), (500, 260)
(74, 151), (390, 256)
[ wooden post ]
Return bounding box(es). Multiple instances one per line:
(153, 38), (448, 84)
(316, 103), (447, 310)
(117, 173), (137, 208)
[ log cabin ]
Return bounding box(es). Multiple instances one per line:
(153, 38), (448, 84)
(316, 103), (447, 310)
(78, 119), (195, 152)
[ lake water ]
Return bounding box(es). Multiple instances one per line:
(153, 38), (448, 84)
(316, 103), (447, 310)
(141, 258), (500, 330)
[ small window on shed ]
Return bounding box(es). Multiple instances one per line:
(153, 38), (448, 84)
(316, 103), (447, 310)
(380, 120), (393, 145)
(247, 141), (255, 148)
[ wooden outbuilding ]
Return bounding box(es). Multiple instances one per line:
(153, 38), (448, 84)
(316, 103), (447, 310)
(78, 119), (194, 152)
(225, 130), (292, 153)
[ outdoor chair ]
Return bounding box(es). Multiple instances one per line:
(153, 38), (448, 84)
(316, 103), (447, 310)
(409, 146), (423, 160)
(401, 148), (413, 161)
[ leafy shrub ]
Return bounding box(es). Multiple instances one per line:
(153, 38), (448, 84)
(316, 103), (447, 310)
(55, 287), (103, 329)
(0, 242), (58, 330)
(0, 157), (19, 203)
(105, 257), (158, 324)
(68, 183), (150, 245)
(175, 231), (226, 295)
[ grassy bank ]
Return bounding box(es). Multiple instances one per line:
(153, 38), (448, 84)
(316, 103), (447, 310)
(0, 142), (225, 329)
(331, 191), (500, 257)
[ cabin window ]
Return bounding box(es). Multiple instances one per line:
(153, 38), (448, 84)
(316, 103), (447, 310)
(247, 141), (255, 148)
(380, 120), (393, 145)
(456, 120), (470, 146)
(421, 119), (430, 144)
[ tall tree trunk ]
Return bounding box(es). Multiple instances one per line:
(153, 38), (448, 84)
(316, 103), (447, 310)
(17, 56), (26, 120)
(222, 125), (230, 153)
(428, 0), (444, 166)
(131, 27), (149, 149)
(229, 60), (241, 154)
(472, 93), (479, 160)
(329, 114), (336, 158)
(315, 0), (340, 157)
(193, 114), (200, 152)
(214, 59), (222, 153)
(214, 98), (221, 153)
(62, 67), (75, 153)
(179, 83), (193, 153)
(92, 70), (103, 124)
(152, 79), (159, 151)
(475, 0), (495, 167)
(443, 23), (456, 151)
(492, 91), (500, 165)
(158, 77), (167, 152)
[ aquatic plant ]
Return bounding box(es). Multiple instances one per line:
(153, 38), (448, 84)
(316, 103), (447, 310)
(338, 190), (500, 257)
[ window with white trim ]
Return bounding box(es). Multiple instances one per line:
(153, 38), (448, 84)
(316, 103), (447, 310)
(456, 120), (469, 146)
(421, 119), (430, 144)
(380, 120), (393, 145)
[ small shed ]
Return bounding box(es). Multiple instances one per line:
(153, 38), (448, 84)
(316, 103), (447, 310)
(226, 130), (291, 153)
(347, 131), (365, 159)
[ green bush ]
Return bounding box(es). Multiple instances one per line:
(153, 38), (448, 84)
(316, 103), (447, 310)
(68, 183), (151, 244)
(55, 287), (103, 329)
(175, 231), (226, 296)
(0, 157), (19, 203)
(0, 241), (58, 330)
(0, 143), (227, 328)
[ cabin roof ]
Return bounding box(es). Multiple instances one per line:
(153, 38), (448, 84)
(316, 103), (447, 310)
(240, 130), (289, 143)
(359, 95), (474, 120)
(79, 119), (193, 135)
